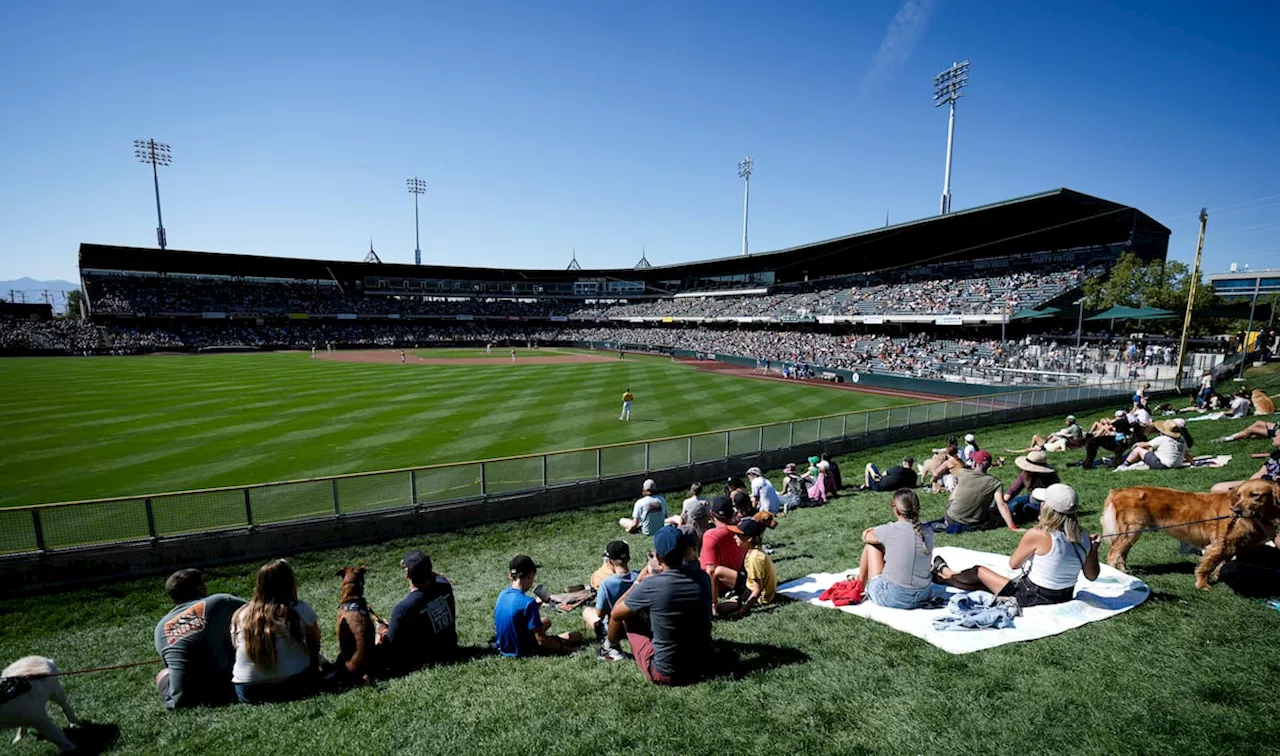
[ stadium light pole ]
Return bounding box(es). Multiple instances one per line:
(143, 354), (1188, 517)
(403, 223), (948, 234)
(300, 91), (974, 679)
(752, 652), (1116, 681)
(738, 156), (753, 256)
(134, 139), (172, 249)
(406, 177), (426, 266)
(933, 61), (969, 215)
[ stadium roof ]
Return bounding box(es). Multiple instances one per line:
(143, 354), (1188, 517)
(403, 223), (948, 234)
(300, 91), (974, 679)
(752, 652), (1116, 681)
(80, 188), (1169, 287)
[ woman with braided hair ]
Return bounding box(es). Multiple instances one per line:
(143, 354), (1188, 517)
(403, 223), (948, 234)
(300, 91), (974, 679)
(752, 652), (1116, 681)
(856, 488), (937, 609)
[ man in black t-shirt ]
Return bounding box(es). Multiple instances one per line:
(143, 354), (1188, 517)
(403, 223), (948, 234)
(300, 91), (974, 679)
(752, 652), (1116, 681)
(384, 551), (458, 674)
(864, 457), (918, 491)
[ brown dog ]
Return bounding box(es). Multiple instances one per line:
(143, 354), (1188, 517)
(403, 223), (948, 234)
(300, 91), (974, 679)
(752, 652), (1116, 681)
(1101, 479), (1280, 589)
(1252, 389), (1277, 416)
(334, 566), (380, 684)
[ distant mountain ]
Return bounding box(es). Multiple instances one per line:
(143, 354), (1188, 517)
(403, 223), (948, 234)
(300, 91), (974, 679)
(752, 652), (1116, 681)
(0, 278), (81, 312)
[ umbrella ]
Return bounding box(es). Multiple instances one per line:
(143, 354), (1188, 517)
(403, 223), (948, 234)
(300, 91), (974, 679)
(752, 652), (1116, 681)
(1085, 305), (1176, 321)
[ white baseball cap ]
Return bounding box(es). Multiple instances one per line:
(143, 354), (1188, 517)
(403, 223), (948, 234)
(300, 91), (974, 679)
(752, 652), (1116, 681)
(642, 478), (656, 492)
(1031, 483), (1079, 514)
(964, 434), (975, 443)
(745, 467), (762, 477)
(1114, 410), (1126, 417)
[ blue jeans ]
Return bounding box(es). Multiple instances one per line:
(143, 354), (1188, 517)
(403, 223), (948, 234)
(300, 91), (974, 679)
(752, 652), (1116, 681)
(234, 671), (317, 705)
(1008, 495), (1041, 524)
(867, 576), (934, 609)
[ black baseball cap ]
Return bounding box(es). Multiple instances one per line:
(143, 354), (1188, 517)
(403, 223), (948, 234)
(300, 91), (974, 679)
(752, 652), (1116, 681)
(508, 555), (540, 576)
(711, 495), (736, 520)
(402, 550), (432, 582)
(728, 518), (765, 538)
(604, 540), (630, 561)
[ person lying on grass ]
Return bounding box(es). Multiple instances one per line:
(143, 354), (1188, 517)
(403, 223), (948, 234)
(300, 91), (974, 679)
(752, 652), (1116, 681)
(932, 483), (1101, 608)
(1217, 418), (1279, 447)
(716, 517), (776, 617)
(230, 559), (322, 705)
(494, 555), (583, 657)
(1210, 449), (1280, 494)
(856, 489), (935, 610)
(1004, 414), (1085, 454)
(863, 456), (917, 492)
(607, 526), (713, 685)
(583, 540), (638, 662)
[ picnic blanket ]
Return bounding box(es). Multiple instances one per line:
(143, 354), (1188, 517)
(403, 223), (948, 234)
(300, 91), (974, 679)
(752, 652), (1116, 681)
(776, 546), (1149, 654)
(1183, 412), (1226, 422)
(1116, 454), (1232, 471)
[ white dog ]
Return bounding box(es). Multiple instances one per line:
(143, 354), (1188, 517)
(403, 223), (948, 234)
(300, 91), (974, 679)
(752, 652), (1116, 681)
(1, 657), (81, 752)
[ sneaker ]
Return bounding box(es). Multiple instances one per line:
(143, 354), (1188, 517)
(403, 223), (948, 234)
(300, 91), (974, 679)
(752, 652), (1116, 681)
(597, 643), (627, 662)
(592, 618), (606, 641)
(761, 545), (775, 555)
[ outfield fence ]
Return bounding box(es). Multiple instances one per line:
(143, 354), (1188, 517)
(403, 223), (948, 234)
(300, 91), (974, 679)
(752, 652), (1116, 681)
(0, 377), (1173, 560)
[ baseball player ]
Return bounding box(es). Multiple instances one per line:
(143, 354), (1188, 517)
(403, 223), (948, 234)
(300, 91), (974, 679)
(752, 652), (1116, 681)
(620, 388), (634, 421)
(400, 351), (406, 364)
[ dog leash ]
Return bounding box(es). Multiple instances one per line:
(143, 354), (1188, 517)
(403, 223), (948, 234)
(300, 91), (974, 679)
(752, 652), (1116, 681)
(17, 658), (163, 680)
(1100, 512), (1249, 539)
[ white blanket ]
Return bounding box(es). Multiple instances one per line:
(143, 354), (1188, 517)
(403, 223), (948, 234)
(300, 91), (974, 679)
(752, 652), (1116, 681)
(776, 546), (1149, 655)
(1115, 454), (1231, 471)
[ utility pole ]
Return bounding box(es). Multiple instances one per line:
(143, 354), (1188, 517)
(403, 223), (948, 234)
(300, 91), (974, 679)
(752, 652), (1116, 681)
(406, 177), (426, 265)
(1075, 298), (1085, 349)
(1174, 208), (1207, 392)
(1239, 277), (1260, 380)
(933, 61), (969, 215)
(134, 139), (172, 249)
(738, 156), (753, 256)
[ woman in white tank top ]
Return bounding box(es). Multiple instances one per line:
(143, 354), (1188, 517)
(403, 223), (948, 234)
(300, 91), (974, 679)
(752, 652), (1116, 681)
(932, 483), (1101, 607)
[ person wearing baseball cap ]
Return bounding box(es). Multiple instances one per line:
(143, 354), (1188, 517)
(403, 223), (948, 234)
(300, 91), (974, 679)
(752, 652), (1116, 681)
(620, 479), (668, 538)
(607, 525), (712, 685)
(720, 518), (776, 616)
(933, 483), (1100, 607)
(583, 541), (637, 661)
(941, 449), (1018, 533)
(386, 551), (458, 673)
(746, 467), (783, 515)
(960, 434), (979, 466)
(493, 555), (582, 658)
(700, 495), (748, 600)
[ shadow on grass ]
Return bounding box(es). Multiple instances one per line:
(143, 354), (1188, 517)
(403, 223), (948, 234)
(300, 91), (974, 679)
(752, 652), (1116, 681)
(1134, 562), (1196, 576)
(707, 639), (810, 681)
(67, 722), (120, 754)
(770, 554), (813, 564)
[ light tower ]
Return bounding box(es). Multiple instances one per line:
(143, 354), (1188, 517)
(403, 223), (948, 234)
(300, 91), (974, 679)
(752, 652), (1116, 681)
(406, 177), (426, 265)
(933, 61), (969, 215)
(134, 139), (172, 248)
(738, 156), (753, 256)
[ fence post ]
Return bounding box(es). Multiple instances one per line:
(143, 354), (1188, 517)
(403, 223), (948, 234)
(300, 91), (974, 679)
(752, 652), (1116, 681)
(687, 436), (693, 465)
(331, 479), (341, 517)
(925, 404), (931, 425)
(481, 462), (489, 495)
(943, 401), (950, 421)
(409, 471), (418, 509)
(31, 509), (46, 552)
(841, 413), (848, 438)
(595, 449), (602, 480)
(864, 411), (871, 435)
(758, 425), (765, 452)
(541, 455), (548, 486)
(643, 443), (651, 472)
(724, 431), (730, 459)
(788, 422), (795, 447)
(907, 405), (913, 427)
(244, 489), (254, 529)
(144, 497), (159, 542)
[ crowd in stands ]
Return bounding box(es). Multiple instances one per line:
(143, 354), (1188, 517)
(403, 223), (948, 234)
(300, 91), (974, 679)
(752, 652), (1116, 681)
(0, 318), (105, 353)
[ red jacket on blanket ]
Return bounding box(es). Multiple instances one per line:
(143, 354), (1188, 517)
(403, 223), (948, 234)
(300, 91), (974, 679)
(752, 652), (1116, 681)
(820, 578), (865, 606)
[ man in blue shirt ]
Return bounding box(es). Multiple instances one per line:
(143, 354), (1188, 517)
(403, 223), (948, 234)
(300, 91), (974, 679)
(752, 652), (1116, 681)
(582, 540), (638, 662)
(494, 555), (582, 657)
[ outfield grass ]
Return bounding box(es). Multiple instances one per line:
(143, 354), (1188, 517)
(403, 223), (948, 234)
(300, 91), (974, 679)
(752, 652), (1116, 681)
(1, 366), (1277, 755)
(0, 351), (909, 508)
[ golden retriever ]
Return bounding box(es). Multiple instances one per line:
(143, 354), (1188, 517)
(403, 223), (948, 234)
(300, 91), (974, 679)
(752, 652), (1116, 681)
(1252, 389), (1277, 416)
(1101, 479), (1280, 589)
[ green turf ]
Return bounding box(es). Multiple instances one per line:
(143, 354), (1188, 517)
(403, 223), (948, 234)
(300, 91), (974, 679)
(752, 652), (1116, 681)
(0, 351), (910, 508)
(2, 366), (1278, 755)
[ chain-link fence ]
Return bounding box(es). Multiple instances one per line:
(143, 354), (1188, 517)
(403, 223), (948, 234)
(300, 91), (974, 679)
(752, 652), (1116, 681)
(0, 378), (1167, 556)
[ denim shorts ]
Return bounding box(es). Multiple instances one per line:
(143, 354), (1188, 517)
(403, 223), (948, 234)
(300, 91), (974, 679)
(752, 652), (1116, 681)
(867, 576), (934, 609)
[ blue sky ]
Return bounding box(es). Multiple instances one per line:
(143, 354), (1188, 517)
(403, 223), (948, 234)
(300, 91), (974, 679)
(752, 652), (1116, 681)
(1, 0), (1277, 284)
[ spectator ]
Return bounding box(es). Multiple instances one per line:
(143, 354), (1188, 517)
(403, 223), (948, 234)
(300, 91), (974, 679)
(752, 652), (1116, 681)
(700, 496), (747, 599)
(494, 555), (582, 657)
(857, 489), (936, 609)
(583, 541), (638, 662)
(746, 466), (783, 515)
(933, 484), (1100, 607)
(1227, 389), (1252, 419)
(619, 479), (668, 537)
(384, 551), (457, 674)
(1210, 449), (1280, 494)
(863, 457), (918, 492)
(667, 482), (711, 532)
(154, 569), (246, 709)
(960, 434), (979, 466)
(608, 526), (713, 685)
(230, 559), (321, 704)
(1004, 451), (1060, 524)
(719, 518), (776, 616)
(1218, 418), (1278, 446)
(1117, 420), (1192, 470)
(818, 460), (839, 499)
(922, 444), (963, 492)
(820, 453), (843, 490)
(779, 463), (811, 512)
(939, 451), (1018, 533)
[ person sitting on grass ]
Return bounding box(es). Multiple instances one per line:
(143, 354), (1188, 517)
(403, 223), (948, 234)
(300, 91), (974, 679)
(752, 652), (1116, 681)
(932, 483), (1101, 608)
(960, 434), (980, 466)
(700, 495), (747, 599)
(746, 466), (783, 515)
(938, 451), (1019, 534)
(821, 453), (843, 490)
(1004, 450), (1059, 524)
(1227, 389), (1252, 419)
(619, 479), (668, 538)
(863, 456), (918, 492)
(1218, 418), (1279, 447)
(1210, 449), (1280, 494)
(1117, 419), (1193, 470)
(922, 443), (964, 493)
(856, 489), (936, 609)
(230, 559), (321, 704)
(717, 517), (776, 617)
(607, 526), (713, 685)
(155, 568), (246, 709)
(494, 555), (583, 657)
(1080, 410), (1143, 469)
(818, 459), (839, 498)
(583, 541), (638, 662)
(779, 463), (811, 512)
(665, 481), (711, 532)
(384, 551), (457, 675)
(1006, 415), (1085, 454)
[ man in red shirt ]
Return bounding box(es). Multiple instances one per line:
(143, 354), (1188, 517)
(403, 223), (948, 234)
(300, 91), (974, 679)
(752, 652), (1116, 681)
(699, 496), (747, 599)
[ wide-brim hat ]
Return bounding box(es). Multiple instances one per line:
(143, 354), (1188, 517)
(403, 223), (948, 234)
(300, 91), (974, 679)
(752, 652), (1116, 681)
(1154, 420), (1184, 438)
(1014, 451), (1054, 475)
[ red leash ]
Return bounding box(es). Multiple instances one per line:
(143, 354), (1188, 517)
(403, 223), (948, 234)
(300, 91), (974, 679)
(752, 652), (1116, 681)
(18, 658), (162, 680)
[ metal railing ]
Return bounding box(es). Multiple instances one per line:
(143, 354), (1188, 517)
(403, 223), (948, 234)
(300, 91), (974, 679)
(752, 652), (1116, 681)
(0, 378), (1169, 557)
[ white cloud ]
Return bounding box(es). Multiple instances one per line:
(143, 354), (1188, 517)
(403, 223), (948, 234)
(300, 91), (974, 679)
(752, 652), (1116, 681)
(861, 0), (935, 92)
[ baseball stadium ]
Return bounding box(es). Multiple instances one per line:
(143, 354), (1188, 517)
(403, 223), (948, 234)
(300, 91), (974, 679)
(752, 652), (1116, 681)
(5, 175), (1280, 755)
